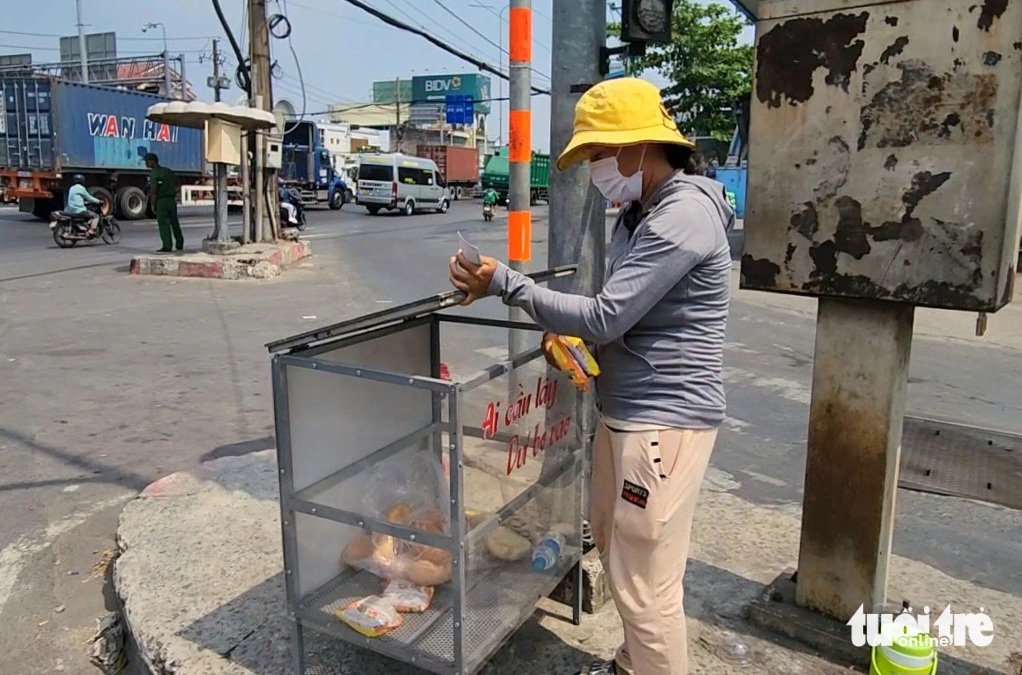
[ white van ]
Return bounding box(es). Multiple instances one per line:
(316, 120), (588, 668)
(355, 153), (451, 216)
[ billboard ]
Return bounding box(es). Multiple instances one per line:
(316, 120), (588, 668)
(59, 32), (118, 82)
(411, 73), (491, 115)
(59, 32), (117, 62)
(372, 79), (413, 105)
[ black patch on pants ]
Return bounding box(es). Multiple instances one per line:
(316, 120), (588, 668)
(621, 480), (649, 509)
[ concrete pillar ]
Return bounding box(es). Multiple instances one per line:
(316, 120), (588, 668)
(796, 297), (914, 620)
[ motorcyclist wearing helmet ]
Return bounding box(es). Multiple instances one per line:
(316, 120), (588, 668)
(67, 174), (102, 235)
(278, 179), (300, 225)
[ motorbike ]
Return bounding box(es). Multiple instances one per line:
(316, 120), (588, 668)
(280, 190), (307, 231)
(482, 202), (494, 222)
(49, 203), (121, 248)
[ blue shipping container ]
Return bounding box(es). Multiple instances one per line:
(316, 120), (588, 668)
(0, 78), (202, 175)
(716, 167), (747, 219)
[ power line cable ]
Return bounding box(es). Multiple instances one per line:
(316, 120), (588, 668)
(288, 0), (399, 29)
(469, 4), (552, 56)
(0, 42), (207, 55)
(382, 0), (550, 84)
(532, 4), (552, 21)
(272, 0), (307, 133)
(292, 93), (539, 118)
(429, 0), (550, 82)
(278, 72), (354, 105)
(386, 0), (483, 58)
(428, 0), (505, 56)
(335, 0), (550, 95)
(0, 28), (217, 41)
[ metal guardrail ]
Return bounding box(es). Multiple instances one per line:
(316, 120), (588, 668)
(179, 184), (243, 208)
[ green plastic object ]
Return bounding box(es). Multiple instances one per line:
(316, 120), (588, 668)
(870, 622), (938, 675)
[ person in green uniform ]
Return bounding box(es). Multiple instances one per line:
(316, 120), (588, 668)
(145, 152), (183, 252)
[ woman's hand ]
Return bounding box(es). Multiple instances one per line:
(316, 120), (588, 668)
(542, 332), (561, 369)
(449, 252), (497, 306)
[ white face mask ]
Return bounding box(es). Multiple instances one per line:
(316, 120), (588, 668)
(590, 145), (647, 203)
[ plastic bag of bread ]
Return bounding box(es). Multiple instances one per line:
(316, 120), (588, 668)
(340, 450), (456, 582)
(336, 596), (403, 638)
(382, 579), (434, 613)
(341, 502), (453, 585)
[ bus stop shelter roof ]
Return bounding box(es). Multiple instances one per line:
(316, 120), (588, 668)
(146, 101), (277, 130)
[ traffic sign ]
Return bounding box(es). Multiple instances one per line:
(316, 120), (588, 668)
(445, 94), (474, 125)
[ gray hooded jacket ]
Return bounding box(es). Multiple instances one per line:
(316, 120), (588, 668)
(488, 171), (734, 429)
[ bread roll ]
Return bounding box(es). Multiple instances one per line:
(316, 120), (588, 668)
(486, 526), (532, 561)
(405, 558), (452, 586)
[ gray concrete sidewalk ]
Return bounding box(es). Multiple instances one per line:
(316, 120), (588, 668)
(113, 450), (1021, 675)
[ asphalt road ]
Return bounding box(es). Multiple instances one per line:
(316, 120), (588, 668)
(0, 201), (1019, 675)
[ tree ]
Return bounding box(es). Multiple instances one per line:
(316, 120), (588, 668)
(611, 1), (753, 142)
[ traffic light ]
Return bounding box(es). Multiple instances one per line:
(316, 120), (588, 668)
(621, 0), (675, 43)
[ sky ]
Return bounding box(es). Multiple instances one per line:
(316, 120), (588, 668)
(2, 0), (751, 152)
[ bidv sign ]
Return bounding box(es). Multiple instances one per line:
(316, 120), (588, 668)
(423, 76), (463, 94)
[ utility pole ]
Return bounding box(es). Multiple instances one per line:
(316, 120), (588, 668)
(75, 0), (88, 84)
(546, 0), (605, 529)
(211, 39), (223, 102)
(249, 0), (275, 242)
(394, 76), (403, 145)
(207, 39), (230, 243)
(507, 0), (532, 359)
(549, 1), (605, 297)
(163, 52), (171, 99)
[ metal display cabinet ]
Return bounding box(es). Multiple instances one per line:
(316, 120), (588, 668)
(742, 0), (1022, 311)
(267, 268), (585, 675)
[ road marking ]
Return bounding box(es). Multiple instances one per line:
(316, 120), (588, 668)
(705, 467), (742, 492)
(739, 470), (788, 487)
(0, 494), (131, 613)
(723, 417), (752, 434)
(724, 366), (811, 405)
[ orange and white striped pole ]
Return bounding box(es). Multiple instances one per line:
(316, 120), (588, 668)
(508, 0), (531, 356)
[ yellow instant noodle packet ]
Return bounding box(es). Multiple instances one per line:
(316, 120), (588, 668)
(545, 335), (600, 391)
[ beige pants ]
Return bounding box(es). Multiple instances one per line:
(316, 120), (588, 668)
(591, 419), (717, 675)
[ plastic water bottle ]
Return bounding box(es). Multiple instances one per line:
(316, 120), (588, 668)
(531, 532), (566, 571)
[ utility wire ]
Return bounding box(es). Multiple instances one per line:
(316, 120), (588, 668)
(0, 28), (217, 41)
(289, 0), (398, 29)
(532, 4), (552, 21)
(469, 4), (552, 56)
(336, 0), (550, 95)
(278, 73), (355, 106)
(0, 42), (207, 55)
(387, 0), (486, 62)
(292, 93), (538, 118)
(273, 0), (307, 133)
(429, 0), (506, 56)
(430, 0), (551, 82)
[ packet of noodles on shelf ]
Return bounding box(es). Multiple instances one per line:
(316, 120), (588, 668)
(336, 595), (403, 638)
(382, 579), (434, 613)
(545, 335), (600, 392)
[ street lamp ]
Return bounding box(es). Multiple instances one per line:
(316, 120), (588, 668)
(469, 3), (508, 148)
(142, 22), (171, 97)
(141, 21), (168, 52)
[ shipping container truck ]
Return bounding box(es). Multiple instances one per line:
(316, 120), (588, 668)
(280, 120), (352, 210)
(480, 148), (549, 205)
(415, 144), (479, 199)
(0, 77), (203, 220)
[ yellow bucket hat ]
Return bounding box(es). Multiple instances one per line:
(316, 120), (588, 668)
(556, 77), (694, 171)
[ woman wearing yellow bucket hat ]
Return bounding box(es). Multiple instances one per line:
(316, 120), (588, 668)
(450, 77), (734, 675)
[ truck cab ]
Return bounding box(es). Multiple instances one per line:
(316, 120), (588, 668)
(280, 121), (351, 210)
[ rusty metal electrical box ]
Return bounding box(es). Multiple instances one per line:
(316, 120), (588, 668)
(741, 0), (1022, 311)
